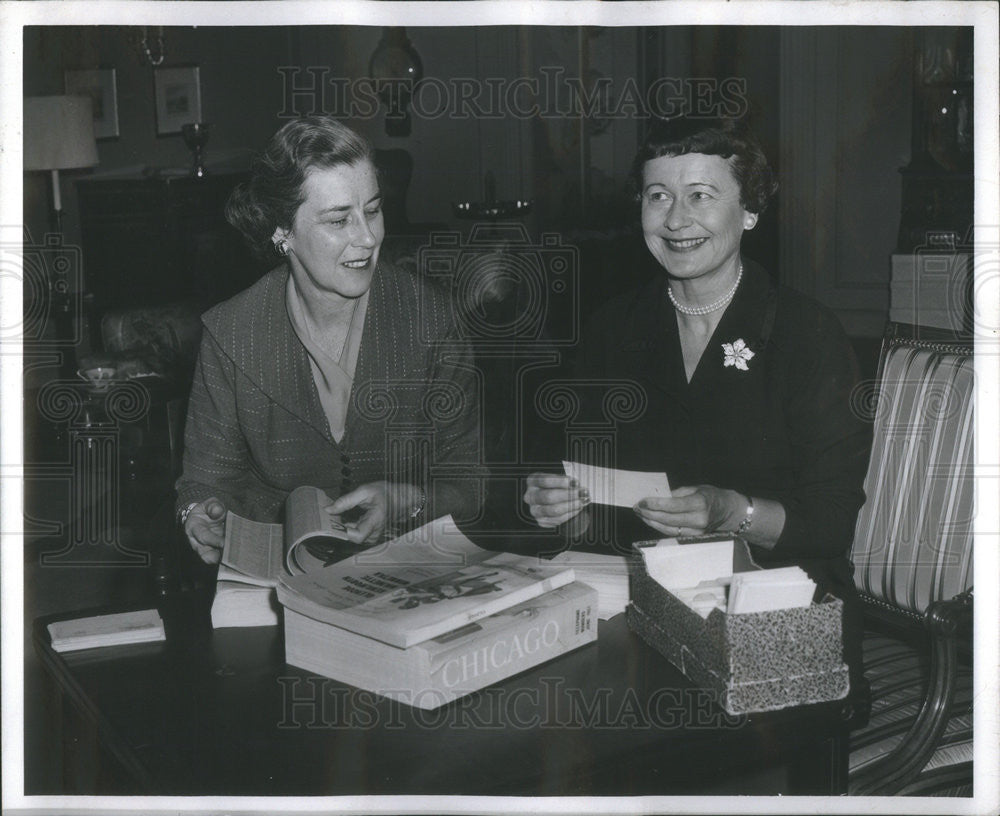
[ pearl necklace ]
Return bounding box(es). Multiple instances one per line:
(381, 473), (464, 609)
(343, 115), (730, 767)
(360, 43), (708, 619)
(667, 263), (743, 316)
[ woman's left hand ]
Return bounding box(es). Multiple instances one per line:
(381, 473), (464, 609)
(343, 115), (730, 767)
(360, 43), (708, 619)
(632, 485), (743, 537)
(329, 482), (422, 546)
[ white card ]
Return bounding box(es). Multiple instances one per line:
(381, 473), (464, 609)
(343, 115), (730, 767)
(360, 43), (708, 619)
(563, 461), (671, 507)
(728, 568), (816, 614)
(639, 539), (735, 592)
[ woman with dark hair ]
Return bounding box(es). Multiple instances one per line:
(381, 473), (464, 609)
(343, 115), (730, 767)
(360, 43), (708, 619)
(177, 117), (483, 561)
(524, 117), (870, 685)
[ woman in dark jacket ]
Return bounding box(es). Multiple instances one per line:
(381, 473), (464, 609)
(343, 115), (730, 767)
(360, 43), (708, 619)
(525, 117), (870, 683)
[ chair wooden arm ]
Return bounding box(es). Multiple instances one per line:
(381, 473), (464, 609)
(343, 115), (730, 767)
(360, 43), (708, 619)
(850, 588), (973, 795)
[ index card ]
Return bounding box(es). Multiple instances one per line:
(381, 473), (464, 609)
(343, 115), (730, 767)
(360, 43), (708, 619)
(563, 461), (671, 508)
(639, 539), (734, 592)
(728, 567), (816, 614)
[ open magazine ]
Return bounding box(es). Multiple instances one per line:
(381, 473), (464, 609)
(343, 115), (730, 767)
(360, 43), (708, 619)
(276, 515), (575, 648)
(219, 485), (360, 587)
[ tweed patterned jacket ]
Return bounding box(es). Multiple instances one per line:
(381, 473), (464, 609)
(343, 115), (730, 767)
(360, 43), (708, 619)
(175, 262), (485, 524)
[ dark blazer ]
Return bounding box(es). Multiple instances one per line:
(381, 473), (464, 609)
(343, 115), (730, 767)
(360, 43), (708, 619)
(573, 259), (871, 682)
(176, 262), (485, 524)
(574, 259), (871, 593)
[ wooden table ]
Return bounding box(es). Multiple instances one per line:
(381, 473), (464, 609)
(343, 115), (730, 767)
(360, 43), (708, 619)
(33, 590), (850, 797)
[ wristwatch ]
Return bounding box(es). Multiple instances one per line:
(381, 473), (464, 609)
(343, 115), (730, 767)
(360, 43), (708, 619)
(736, 496), (755, 538)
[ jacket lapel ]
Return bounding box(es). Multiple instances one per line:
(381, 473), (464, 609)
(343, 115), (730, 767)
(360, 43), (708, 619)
(341, 264), (390, 448)
(241, 264), (401, 450)
(686, 259), (772, 393)
(235, 268), (334, 443)
(621, 260), (773, 399)
(620, 275), (686, 400)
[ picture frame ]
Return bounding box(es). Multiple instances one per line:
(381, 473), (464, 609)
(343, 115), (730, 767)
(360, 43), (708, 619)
(64, 67), (119, 140)
(152, 65), (202, 135)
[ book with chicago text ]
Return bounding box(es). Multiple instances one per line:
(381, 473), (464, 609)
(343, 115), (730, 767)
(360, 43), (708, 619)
(275, 515), (576, 649)
(283, 581), (598, 710)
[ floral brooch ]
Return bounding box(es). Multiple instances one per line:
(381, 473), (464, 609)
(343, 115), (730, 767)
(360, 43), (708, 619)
(722, 338), (755, 371)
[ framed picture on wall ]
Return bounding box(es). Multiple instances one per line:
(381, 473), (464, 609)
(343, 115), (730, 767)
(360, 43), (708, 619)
(153, 65), (202, 135)
(64, 67), (119, 140)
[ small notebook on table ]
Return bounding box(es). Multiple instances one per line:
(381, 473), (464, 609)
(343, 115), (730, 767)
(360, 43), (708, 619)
(47, 609), (166, 653)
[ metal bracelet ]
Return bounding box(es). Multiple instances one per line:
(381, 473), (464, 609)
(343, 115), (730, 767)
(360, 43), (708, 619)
(736, 496), (755, 537)
(179, 502), (198, 526)
(409, 488), (427, 518)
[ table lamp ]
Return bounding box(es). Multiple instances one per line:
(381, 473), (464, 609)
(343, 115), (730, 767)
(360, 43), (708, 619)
(23, 95), (99, 232)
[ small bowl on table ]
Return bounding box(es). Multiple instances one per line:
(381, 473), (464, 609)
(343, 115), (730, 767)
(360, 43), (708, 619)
(77, 366), (118, 391)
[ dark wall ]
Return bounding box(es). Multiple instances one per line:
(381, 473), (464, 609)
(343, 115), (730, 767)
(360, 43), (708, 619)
(23, 24), (921, 339)
(24, 26), (294, 258)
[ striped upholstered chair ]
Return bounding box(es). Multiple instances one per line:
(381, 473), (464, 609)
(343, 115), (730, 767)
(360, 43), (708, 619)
(848, 323), (974, 796)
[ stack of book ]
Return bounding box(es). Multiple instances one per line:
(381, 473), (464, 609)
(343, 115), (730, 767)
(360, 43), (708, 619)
(276, 516), (599, 710)
(211, 573), (282, 628)
(548, 550), (631, 619)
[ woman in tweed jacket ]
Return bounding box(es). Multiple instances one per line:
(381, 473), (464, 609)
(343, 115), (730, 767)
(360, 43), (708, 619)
(177, 118), (483, 562)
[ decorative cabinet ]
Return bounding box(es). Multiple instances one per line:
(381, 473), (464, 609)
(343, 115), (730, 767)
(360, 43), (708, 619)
(890, 29), (973, 336)
(76, 172), (264, 318)
(896, 27), (973, 254)
(896, 161), (973, 254)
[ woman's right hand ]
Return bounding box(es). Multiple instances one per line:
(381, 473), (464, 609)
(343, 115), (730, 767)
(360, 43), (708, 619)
(184, 497), (228, 563)
(523, 473), (590, 528)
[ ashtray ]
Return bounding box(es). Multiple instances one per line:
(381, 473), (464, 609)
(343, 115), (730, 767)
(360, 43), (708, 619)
(77, 366), (118, 391)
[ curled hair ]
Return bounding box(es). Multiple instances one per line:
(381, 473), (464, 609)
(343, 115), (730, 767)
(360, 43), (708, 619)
(226, 117), (375, 260)
(630, 116), (778, 215)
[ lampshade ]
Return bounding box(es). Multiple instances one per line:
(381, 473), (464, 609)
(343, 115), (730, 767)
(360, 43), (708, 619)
(23, 95), (99, 171)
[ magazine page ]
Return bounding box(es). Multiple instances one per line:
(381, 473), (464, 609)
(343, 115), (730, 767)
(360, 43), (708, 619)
(276, 516), (575, 647)
(221, 513), (285, 586)
(283, 486), (355, 574)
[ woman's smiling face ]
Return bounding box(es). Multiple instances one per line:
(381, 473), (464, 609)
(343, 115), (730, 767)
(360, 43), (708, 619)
(640, 152), (755, 285)
(274, 159), (384, 302)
